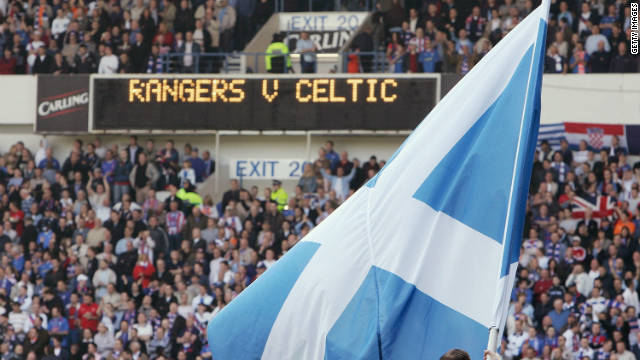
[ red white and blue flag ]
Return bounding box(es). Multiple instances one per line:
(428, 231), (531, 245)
(563, 123), (627, 151)
(538, 122), (640, 154)
(571, 195), (616, 219)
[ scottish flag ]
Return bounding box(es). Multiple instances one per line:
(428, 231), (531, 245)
(208, 2), (549, 359)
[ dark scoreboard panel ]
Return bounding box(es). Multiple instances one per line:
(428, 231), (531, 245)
(91, 76), (438, 131)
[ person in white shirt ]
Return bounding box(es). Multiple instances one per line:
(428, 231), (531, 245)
(623, 278), (640, 313)
(573, 140), (590, 164)
(562, 322), (580, 354)
(575, 337), (594, 359)
(585, 288), (608, 321)
(505, 319), (529, 358)
(132, 313), (153, 345)
(191, 284), (214, 311)
(587, 258), (601, 281)
(98, 45), (119, 74)
(133, 229), (156, 263)
(565, 264), (593, 297)
(51, 9), (70, 40)
(179, 160), (196, 187)
(616, 341), (636, 360)
(8, 302), (30, 334)
(626, 192), (640, 215)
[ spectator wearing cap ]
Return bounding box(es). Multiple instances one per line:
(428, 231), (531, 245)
(270, 180), (288, 212)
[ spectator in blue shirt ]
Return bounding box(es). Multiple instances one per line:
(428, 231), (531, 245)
(419, 39), (440, 73)
(157, 140), (180, 168)
(48, 306), (70, 347)
(599, 5), (618, 38)
(324, 141), (340, 172)
(455, 29), (473, 54)
(38, 229), (54, 249)
(188, 148), (206, 182)
(38, 255), (54, 279)
(548, 298), (570, 332)
(37, 148), (60, 170)
(113, 150), (133, 203)
(101, 150), (117, 184)
(202, 150), (215, 179)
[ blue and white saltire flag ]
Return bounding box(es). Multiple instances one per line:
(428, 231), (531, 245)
(208, 2), (550, 359)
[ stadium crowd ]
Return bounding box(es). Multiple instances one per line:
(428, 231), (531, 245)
(0, 133), (640, 359)
(499, 138), (640, 360)
(0, 136), (383, 359)
(347, 0), (639, 74)
(0, 0), (638, 75)
(0, 0), (276, 74)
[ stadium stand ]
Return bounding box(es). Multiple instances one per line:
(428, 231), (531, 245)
(0, 129), (639, 359)
(0, 0), (639, 358)
(0, 0), (637, 74)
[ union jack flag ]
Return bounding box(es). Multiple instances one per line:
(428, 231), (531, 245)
(571, 195), (615, 218)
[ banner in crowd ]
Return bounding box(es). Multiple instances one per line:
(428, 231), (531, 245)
(538, 122), (640, 154)
(278, 12), (368, 52)
(36, 75), (89, 133)
(571, 195), (616, 218)
(229, 159), (309, 180)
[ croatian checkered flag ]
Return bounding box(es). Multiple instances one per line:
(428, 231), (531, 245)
(207, 1), (550, 358)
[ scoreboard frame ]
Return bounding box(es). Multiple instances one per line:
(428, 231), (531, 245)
(88, 74), (441, 133)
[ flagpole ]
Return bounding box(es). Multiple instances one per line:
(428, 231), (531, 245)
(487, 327), (499, 353)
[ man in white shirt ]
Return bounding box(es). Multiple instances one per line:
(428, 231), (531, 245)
(98, 45), (119, 74)
(51, 9), (70, 41)
(585, 25), (611, 54)
(505, 319), (529, 358)
(191, 284), (213, 311)
(623, 278), (640, 313)
(561, 321), (578, 351)
(575, 337), (594, 359)
(408, 8), (420, 33)
(616, 341), (636, 360)
(565, 264), (593, 297)
(8, 302), (29, 334)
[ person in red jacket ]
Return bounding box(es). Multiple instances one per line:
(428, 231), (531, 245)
(8, 202), (24, 236)
(78, 293), (100, 332)
(133, 253), (156, 289)
(0, 49), (17, 74)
